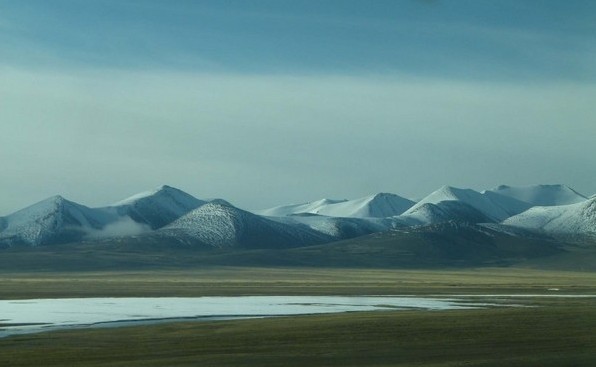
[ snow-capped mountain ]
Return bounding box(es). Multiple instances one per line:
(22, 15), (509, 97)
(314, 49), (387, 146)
(161, 201), (333, 249)
(255, 193), (415, 218)
(318, 193), (415, 217)
(399, 200), (493, 226)
(0, 185), (205, 247)
(2, 184), (594, 249)
(488, 184), (588, 206)
(402, 186), (531, 223)
(0, 196), (119, 246)
(254, 198), (347, 217)
(108, 185), (206, 229)
(503, 197), (596, 236)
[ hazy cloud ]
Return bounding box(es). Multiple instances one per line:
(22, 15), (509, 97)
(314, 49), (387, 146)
(1, 68), (595, 214)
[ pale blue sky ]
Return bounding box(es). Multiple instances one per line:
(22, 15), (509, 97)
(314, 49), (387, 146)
(1, 0), (595, 78)
(0, 0), (595, 213)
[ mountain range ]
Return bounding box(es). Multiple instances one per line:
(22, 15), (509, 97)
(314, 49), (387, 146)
(1, 184), (594, 268)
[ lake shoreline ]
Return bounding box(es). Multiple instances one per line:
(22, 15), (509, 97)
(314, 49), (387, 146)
(0, 295), (512, 338)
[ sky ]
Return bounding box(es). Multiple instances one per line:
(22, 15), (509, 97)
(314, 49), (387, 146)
(1, 0), (595, 214)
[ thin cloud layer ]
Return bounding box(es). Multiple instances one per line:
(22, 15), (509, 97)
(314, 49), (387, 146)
(0, 1), (594, 80)
(1, 69), (594, 214)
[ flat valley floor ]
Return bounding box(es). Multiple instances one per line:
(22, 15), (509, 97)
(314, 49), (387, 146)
(1, 267), (595, 366)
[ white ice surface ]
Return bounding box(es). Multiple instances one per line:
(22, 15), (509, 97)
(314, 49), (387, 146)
(0, 296), (484, 337)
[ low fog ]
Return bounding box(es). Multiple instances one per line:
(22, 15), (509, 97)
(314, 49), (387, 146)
(84, 216), (152, 240)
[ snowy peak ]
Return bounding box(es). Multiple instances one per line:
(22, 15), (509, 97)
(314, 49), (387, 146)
(166, 202), (247, 247)
(47, 195), (65, 205)
(503, 197), (596, 235)
(113, 185), (201, 207)
(110, 185), (206, 229)
(350, 193), (415, 218)
(408, 186), (481, 207)
(165, 202), (331, 248)
(305, 192), (414, 217)
(255, 193), (414, 218)
(430, 185), (465, 200)
(0, 195), (117, 246)
(0, 185), (204, 246)
(6, 195), (106, 229)
(17, 195), (68, 214)
(400, 201), (493, 226)
(489, 184), (587, 206)
(404, 186), (528, 222)
(254, 198), (348, 217)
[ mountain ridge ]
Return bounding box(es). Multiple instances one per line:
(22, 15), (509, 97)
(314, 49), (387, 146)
(160, 201), (334, 249)
(1, 183), (593, 250)
(0, 195), (119, 246)
(504, 197), (596, 236)
(403, 186), (532, 222)
(255, 193), (415, 218)
(488, 184), (588, 206)
(107, 185), (206, 229)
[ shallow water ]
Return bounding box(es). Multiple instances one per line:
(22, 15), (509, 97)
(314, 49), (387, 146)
(0, 295), (488, 337)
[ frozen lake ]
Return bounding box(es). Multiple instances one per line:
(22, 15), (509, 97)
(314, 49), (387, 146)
(0, 295), (493, 337)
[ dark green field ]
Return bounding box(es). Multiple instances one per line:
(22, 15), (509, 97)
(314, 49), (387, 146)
(1, 266), (595, 366)
(1, 239), (595, 366)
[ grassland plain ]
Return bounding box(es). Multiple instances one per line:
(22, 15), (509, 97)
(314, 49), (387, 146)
(0, 298), (595, 367)
(0, 267), (595, 366)
(1, 267), (596, 299)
